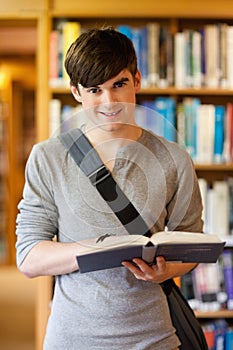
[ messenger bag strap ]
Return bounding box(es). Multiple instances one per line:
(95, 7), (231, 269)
(58, 128), (151, 237)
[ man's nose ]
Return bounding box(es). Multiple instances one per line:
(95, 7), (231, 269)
(101, 90), (116, 104)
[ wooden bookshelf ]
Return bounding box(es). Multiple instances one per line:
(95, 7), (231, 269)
(39, 1), (233, 349)
(1, 1), (233, 349)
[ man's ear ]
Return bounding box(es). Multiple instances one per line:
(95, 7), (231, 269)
(70, 84), (82, 103)
(134, 70), (141, 93)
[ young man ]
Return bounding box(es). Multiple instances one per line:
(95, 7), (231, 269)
(16, 28), (203, 349)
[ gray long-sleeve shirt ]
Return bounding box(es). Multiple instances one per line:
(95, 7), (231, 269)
(16, 129), (203, 349)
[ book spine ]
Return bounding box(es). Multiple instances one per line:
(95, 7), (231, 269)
(222, 249), (233, 310)
(214, 105), (226, 163)
(174, 32), (186, 88)
(196, 104), (215, 163)
(226, 26), (233, 88)
(147, 22), (160, 86)
(49, 99), (61, 137)
(192, 30), (202, 88)
(212, 181), (230, 237)
(204, 24), (219, 87)
(139, 26), (149, 88)
(62, 21), (81, 83)
(49, 30), (59, 86)
(219, 23), (228, 88)
(225, 328), (233, 350)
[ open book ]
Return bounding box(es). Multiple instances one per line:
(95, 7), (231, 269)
(76, 231), (225, 273)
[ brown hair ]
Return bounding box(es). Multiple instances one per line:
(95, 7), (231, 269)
(64, 27), (138, 88)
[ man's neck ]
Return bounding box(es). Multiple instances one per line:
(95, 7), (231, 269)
(84, 123), (142, 171)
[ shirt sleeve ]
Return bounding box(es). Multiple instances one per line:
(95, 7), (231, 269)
(165, 146), (204, 233)
(15, 143), (58, 267)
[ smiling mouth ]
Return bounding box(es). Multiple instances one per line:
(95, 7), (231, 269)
(99, 109), (122, 118)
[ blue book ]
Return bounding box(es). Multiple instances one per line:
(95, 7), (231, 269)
(139, 26), (148, 87)
(183, 97), (200, 159)
(214, 319), (227, 350)
(225, 328), (233, 350)
(214, 105), (225, 163)
(222, 250), (233, 311)
(154, 97), (176, 142)
(117, 25), (133, 40)
(139, 100), (163, 136)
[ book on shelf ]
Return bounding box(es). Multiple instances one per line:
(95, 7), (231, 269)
(214, 105), (226, 163)
(223, 102), (233, 163)
(196, 104), (215, 164)
(174, 31), (186, 88)
(221, 249), (233, 310)
(227, 25), (233, 88)
(204, 24), (219, 88)
(147, 22), (160, 86)
(183, 97), (200, 159)
(62, 21), (81, 82)
(154, 97), (176, 142)
(192, 263), (222, 312)
(199, 178), (231, 237)
(76, 231), (225, 273)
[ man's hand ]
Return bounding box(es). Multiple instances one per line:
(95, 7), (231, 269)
(122, 256), (171, 283)
(122, 257), (197, 284)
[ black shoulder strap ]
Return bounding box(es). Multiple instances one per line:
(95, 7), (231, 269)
(58, 129), (151, 237)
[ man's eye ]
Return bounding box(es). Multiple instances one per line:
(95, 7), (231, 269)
(88, 87), (100, 94)
(114, 81), (126, 88)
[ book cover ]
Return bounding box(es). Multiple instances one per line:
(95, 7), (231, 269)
(225, 327), (233, 350)
(192, 263), (221, 311)
(154, 97), (176, 142)
(147, 22), (160, 86)
(76, 231), (225, 273)
(221, 249), (233, 310)
(204, 24), (219, 88)
(49, 30), (59, 86)
(183, 97), (200, 159)
(174, 32), (186, 88)
(212, 181), (230, 237)
(227, 25), (233, 88)
(62, 21), (81, 83)
(196, 104), (215, 163)
(214, 105), (226, 163)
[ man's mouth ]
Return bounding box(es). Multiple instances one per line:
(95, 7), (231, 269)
(99, 109), (122, 118)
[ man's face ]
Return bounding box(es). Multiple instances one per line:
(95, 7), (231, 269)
(71, 69), (141, 132)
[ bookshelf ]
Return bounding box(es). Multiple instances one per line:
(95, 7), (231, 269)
(2, 1), (233, 349)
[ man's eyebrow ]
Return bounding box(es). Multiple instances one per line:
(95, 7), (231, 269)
(113, 77), (129, 84)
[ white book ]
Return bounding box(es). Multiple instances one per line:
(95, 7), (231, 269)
(226, 25), (233, 88)
(198, 178), (208, 232)
(212, 181), (230, 237)
(49, 99), (61, 137)
(204, 24), (219, 87)
(147, 22), (160, 86)
(196, 104), (215, 163)
(174, 32), (186, 88)
(206, 188), (216, 234)
(192, 31), (202, 87)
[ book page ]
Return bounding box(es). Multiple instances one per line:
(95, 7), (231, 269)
(150, 231), (223, 245)
(77, 234), (148, 255)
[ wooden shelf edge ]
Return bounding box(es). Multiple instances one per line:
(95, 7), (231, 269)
(50, 85), (233, 96)
(195, 309), (233, 319)
(194, 163), (233, 171)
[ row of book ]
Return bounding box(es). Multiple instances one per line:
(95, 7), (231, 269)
(181, 249), (233, 349)
(181, 249), (233, 313)
(198, 178), (233, 238)
(49, 20), (233, 89)
(49, 97), (233, 164)
(138, 98), (233, 164)
(202, 319), (233, 350)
